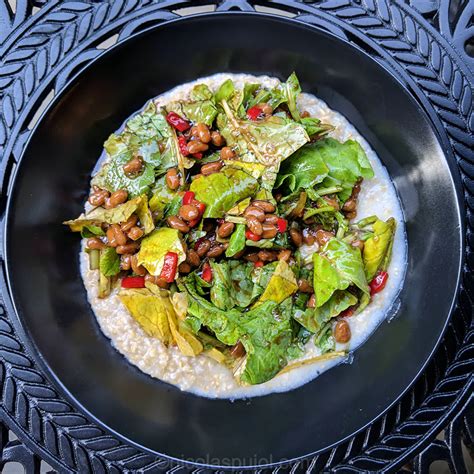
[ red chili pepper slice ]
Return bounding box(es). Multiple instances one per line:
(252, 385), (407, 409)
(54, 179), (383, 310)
(202, 262), (212, 283)
(182, 191), (195, 205)
(247, 106), (263, 121)
(178, 135), (189, 156)
(160, 251), (179, 283)
(187, 218), (200, 228)
(370, 271), (389, 296)
(121, 276), (145, 289)
(193, 153), (203, 159)
(246, 229), (262, 241)
(166, 112), (191, 132)
(254, 261), (264, 268)
(277, 218), (288, 233)
(192, 200), (206, 216)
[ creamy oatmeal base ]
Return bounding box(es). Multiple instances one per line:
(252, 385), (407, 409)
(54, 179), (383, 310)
(80, 74), (407, 399)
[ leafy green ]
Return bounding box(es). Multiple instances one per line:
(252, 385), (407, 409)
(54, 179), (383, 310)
(91, 103), (176, 197)
(217, 100), (309, 191)
(226, 224), (246, 257)
(293, 290), (357, 333)
(80, 225), (104, 239)
(137, 228), (186, 275)
(276, 144), (329, 192)
(255, 259), (298, 306)
(214, 79), (235, 103)
(300, 117), (333, 138)
(363, 217), (396, 280)
(315, 323), (335, 354)
(313, 238), (369, 307)
(190, 166), (258, 218)
(190, 84), (214, 101)
(167, 99), (218, 127)
(149, 176), (179, 219)
(99, 247), (120, 277)
(64, 195), (150, 232)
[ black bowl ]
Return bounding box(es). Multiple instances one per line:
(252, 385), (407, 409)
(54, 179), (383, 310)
(4, 13), (463, 467)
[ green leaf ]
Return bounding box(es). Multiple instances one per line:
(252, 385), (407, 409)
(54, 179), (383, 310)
(149, 176), (179, 219)
(226, 224), (246, 257)
(80, 225), (105, 239)
(190, 83), (214, 101)
(277, 72), (301, 121)
(190, 166), (259, 218)
(255, 259), (298, 306)
(214, 79), (235, 103)
(137, 228), (186, 275)
(315, 323), (335, 354)
(171, 99), (218, 127)
(276, 143), (329, 192)
(300, 117), (334, 138)
(91, 103), (177, 197)
(293, 290), (357, 333)
(64, 195), (151, 233)
(313, 238), (369, 307)
(99, 247), (120, 277)
(218, 100), (309, 191)
(363, 217), (396, 280)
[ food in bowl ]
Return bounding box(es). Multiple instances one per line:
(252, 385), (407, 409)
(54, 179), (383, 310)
(65, 73), (406, 398)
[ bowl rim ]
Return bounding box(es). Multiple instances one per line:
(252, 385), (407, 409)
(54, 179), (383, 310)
(1, 10), (466, 468)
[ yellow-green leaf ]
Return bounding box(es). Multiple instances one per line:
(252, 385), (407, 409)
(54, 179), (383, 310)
(255, 260), (298, 306)
(363, 218), (396, 280)
(136, 227), (186, 275)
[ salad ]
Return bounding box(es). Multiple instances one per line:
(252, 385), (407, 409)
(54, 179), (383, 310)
(65, 73), (397, 387)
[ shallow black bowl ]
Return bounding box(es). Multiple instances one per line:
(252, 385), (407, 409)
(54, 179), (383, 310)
(4, 13), (464, 468)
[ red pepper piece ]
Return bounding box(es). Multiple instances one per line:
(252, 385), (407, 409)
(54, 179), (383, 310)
(121, 276), (145, 289)
(187, 218), (200, 228)
(254, 261), (264, 268)
(202, 262), (212, 283)
(160, 252), (179, 283)
(178, 135), (189, 156)
(277, 218), (288, 233)
(193, 153), (203, 159)
(370, 271), (389, 296)
(192, 200), (206, 216)
(166, 112), (191, 132)
(246, 229), (262, 241)
(247, 106), (263, 121)
(182, 191), (195, 205)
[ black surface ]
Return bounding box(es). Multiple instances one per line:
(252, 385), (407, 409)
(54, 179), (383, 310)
(3, 13), (464, 465)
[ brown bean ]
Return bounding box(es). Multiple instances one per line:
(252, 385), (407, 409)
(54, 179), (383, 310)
(298, 278), (313, 293)
(167, 216), (190, 233)
(145, 274), (169, 288)
(116, 242), (139, 255)
(220, 146), (235, 160)
(244, 206), (266, 222)
(201, 161), (223, 176)
(178, 262), (192, 274)
(334, 320), (351, 343)
(274, 193), (282, 202)
(165, 168), (180, 190)
(246, 216), (263, 236)
(289, 228), (303, 247)
(196, 123), (211, 143)
(278, 249), (292, 262)
(342, 198), (356, 212)
(106, 226), (117, 247)
(207, 244), (225, 258)
(301, 110), (310, 118)
(264, 214), (279, 225)
(186, 249), (200, 267)
(190, 125), (200, 138)
(307, 293), (316, 308)
(87, 237), (105, 250)
(322, 195), (340, 210)
(258, 250), (277, 262)
(244, 252), (259, 263)
(302, 228), (316, 245)
(88, 188), (109, 207)
(262, 223), (278, 239)
(351, 239), (365, 251)
(120, 254), (132, 271)
(187, 140), (209, 154)
(128, 226), (144, 241)
(261, 103), (273, 116)
(252, 200), (276, 213)
(105, 189), (128, 209)
(315, 229), (334, 247)
(113, 224), (127, 246)
(130, 255), (146, 276)
(217, 221), (235, 238)
(346, 211), (357, 220)
(195, 238), (212, 257)
(211, 131), (225, 147)
(230, 341), (245, 358)
(121, 214), (138, 232)
(123, 155), (144, 176)
(179, 204), (200, 222)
